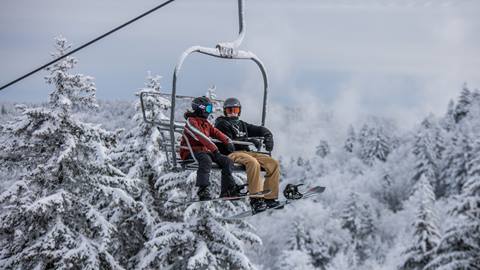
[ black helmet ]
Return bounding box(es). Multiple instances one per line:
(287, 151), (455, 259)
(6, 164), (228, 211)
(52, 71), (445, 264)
(223, 97), (242, 116)
(192, 96), (213, 118)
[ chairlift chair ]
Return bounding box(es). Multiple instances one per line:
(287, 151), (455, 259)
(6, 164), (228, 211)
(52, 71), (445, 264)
(140, 0), (269, 172)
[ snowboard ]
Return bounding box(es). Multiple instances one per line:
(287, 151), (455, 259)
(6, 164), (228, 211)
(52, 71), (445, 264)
(175, 189), (272, 205)
(224, 185), (326, 220)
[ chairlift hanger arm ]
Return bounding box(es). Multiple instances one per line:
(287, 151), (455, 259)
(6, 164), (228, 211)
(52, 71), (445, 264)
(216, 0), (246, 50)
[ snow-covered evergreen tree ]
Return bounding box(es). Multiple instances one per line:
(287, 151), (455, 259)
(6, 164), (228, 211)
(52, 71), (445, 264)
(277, 250), (314, 270)
(0, 36), (154, 269)
(440, 99), (456, 132)
(287, 220), (310, 251)
(357, 123), (391, 165)
(411, 117), (445, 197)
(426, 138), (480, 270)
(112, 72), (170, 179)
(206, 85), (223, 121)
(275, 216), (346, 270)
(454, 83), (473, 123)
(340, 192), (377, 265)
(135, 169), (261, 269)
(344, 125), (356, 153)
(399, 174), (440, 270)
(276, 220), (313, 270)
(440, 129), (471, 197)
(45, 37), (97, 113)
(376, 172), (403, 212)
(316, 140), (330, 158)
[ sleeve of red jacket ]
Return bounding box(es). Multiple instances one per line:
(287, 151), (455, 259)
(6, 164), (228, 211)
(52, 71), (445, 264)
(210, 124), (231, 145)
(185, 118), (218, 152)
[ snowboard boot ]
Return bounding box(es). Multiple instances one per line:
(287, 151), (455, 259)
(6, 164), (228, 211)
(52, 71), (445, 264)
(283, 184), (303, 200)
(220, 184), (245, 199)
(197, 186), (212, 201)
(250, 198), (267, 214)
(265, 198), (284, 209)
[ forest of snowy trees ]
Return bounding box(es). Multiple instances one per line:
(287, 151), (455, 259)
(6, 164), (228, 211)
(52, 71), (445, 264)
(1, 37), (479, 269)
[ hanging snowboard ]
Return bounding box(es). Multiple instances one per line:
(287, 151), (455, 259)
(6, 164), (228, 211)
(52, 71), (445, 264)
(224, 185), (326, 220)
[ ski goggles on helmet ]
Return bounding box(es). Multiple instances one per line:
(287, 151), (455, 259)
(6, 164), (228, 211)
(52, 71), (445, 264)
(193, 103), (213, 113)
(225, 106), (241, 114)
(205, 104), (213, 113)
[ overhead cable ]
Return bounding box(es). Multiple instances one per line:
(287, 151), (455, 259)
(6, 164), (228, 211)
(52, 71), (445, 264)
(0, 0), (178, 92)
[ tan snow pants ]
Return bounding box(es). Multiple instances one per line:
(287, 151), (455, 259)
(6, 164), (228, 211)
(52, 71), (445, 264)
(228, 151), (280, 199)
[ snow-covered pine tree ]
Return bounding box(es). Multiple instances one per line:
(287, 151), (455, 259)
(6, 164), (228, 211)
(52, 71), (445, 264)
(297, 156), (305, 166)
(376, 172), (403, 212)
(278, 156), (288, 179)
(426, 137), (480, 270)
(344, 125), (356, 153)
(440, 129), (471, 197)
(371, 128), (391, 162)
(357, 124), (370, 156)
(411, 117), (444, 197)
(357, 123), (391, 165)
(340, 192), (377, 265)
(0, 36), (154, 269)
(440, 100), (456, 132)
(1, 104), (7, 115)
(279, 218), (345, 270)
(276, 219), (314, 269)
(316, 140), (331, 158)
(135, 160), (261, 269)
(399, 174), (440, 270)
(287, 220), (310, 251)
(277, 250), (314, 270)
(45, 37), (97, 113)
(112, 72), (169, 179)
(206, 85), (224, 121)
(454, 83), (473, 123)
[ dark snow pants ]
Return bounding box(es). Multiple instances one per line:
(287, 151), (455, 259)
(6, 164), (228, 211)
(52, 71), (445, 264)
(193, 151), (236, 194)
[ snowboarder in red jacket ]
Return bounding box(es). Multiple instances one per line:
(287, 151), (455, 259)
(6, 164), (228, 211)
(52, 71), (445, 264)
(180, 96), (239, 200)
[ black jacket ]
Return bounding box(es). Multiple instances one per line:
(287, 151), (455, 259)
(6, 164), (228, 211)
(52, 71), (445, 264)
(214, 116), (273, 154)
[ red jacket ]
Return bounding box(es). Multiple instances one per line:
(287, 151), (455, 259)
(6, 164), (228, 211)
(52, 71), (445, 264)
(180, 115), (231, 160)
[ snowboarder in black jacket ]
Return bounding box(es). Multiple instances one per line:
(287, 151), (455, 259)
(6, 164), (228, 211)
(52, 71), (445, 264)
(215, 98), (281, 213)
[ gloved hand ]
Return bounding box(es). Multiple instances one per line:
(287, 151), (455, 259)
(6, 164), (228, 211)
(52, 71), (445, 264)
(212, 149), (223, 160)
(247, 138), (262, 150)
(226, 142), (235, 153)
(264, 137), (274, 151)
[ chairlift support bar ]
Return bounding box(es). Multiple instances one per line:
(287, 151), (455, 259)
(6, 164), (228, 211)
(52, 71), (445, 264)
(169, 0), (269, 169)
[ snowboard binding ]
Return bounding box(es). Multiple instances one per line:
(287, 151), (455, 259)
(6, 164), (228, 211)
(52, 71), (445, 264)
(283, 184), (304, 200)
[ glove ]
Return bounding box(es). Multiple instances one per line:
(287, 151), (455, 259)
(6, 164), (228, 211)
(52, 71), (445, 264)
(247, 138), (262, 150)
(264, 137), (274, 151)
(226, 142), (235, 153)
(212, 149), (223, 160)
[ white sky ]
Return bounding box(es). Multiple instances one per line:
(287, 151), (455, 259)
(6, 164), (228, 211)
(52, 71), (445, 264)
(1, 0), (479, 130)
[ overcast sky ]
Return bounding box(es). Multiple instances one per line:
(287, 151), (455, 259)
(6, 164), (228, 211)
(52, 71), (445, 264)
(1, 0), (479, 129)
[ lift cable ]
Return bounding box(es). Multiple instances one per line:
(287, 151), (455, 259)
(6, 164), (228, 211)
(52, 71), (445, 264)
(0, 0), (178, 92)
